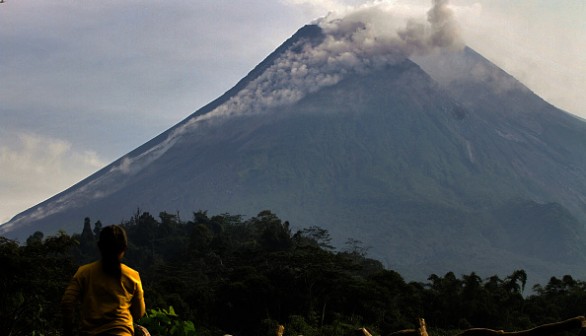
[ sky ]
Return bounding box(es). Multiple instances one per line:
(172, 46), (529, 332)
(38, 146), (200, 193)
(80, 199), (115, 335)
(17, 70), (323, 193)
(0, 0), (585, 225)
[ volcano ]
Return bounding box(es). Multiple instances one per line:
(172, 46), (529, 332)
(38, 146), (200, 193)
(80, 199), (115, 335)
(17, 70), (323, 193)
(2, 13), (586, 284)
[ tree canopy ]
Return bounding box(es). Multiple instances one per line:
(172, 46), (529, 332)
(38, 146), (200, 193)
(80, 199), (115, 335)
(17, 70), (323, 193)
(1, 210), (585, 336)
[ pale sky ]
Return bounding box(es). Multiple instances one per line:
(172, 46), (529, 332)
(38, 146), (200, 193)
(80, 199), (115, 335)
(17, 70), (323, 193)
(1, 0), (584, 225)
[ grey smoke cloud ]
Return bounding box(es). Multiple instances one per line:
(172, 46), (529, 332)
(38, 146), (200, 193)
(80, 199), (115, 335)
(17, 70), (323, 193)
(195, 0), (463, 124)
(104, 0), (463, 193)
(427, 0), (461, 48)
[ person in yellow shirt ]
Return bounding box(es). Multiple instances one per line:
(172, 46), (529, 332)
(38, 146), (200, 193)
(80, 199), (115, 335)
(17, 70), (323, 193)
(61, 225), (146, 336)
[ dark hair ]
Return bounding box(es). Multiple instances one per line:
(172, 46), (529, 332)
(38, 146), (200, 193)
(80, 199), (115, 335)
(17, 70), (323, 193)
(97, 225), (128, 278)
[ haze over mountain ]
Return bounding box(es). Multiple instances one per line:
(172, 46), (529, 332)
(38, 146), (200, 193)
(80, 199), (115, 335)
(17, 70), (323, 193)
(2, 0), (586, 284)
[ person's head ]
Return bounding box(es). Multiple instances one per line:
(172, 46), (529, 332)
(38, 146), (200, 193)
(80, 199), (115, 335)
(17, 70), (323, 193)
(98, 225), (128, 259)
(97, 225), (128, 277)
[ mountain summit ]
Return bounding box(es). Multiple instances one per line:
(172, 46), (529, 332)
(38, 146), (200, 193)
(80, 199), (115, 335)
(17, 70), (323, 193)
(2, 2), (586, 284)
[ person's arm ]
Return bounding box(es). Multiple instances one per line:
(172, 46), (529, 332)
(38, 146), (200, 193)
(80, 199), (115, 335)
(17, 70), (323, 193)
(130, 275), (146, 321)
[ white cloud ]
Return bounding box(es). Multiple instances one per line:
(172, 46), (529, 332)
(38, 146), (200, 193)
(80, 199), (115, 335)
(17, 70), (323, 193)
(0, 132), (106, 223)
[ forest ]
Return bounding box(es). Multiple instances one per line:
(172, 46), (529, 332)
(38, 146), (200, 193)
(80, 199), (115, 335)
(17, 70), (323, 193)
(1, 209), (586, 336)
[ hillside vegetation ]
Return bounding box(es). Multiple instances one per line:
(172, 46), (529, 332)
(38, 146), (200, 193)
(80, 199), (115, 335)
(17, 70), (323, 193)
(1, 210), (585, 336)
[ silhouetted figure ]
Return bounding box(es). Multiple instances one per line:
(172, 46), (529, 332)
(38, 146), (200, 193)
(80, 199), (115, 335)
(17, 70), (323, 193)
(61, 225), (145, 336)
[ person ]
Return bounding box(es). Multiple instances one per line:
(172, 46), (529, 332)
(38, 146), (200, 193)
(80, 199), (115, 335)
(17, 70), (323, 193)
(61, 224), (146, 336)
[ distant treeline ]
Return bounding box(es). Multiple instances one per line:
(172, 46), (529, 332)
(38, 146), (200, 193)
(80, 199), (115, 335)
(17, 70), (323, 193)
(1, 210), (585, 336)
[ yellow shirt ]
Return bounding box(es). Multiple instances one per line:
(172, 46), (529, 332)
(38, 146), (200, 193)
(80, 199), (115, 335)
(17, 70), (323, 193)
(61, 260), (146, 335)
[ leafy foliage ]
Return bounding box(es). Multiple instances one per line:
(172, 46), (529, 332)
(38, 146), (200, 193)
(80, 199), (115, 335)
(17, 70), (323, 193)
(0, 232), (78, 336)
(2, 210), (586, 336)
(138, 306), (196, 336)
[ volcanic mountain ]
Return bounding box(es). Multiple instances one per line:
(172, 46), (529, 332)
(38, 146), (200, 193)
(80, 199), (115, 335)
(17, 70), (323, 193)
(2, 13), (586, 284)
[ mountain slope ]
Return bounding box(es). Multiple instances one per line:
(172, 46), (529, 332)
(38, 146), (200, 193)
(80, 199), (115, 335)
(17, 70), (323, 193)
(2, 24), (586, 284)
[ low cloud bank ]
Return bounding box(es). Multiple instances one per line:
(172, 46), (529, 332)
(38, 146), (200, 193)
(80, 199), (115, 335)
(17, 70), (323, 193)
(0, 132), (104, 224)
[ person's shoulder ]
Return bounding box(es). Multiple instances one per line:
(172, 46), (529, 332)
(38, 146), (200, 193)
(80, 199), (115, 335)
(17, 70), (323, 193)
(121, 263), (140, 277)
(121, 264), (143, 286)
(74, 260), (100, 278)
(77, 260), (100, 272)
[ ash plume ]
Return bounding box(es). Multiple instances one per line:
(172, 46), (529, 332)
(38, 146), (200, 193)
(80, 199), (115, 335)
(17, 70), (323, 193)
(196, 0), (463, 125)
